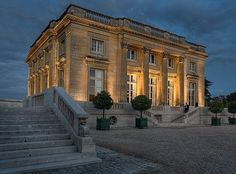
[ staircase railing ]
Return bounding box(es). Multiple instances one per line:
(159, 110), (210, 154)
(24, 87), (95, 154)
(183, 107), (200, 124)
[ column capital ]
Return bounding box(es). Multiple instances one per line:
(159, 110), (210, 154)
(179, 56), (185, 63)
(121, 42), (128, 49)
(143, 47), (151, 54)
(163, 50), (169, 58)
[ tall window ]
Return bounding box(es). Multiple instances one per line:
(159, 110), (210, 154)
(149, 54), (156, 65)
(167, 80), (173, 106)
(189, 62), (196, 73)
(59, 38), (66, 57)
(149, 77), (156, 105)
(127, 49), (136, 60)
(89, 68), (104, 101)
(91, 39), (104, 54)
(189, 82), (196, 106)
(58, 69), (64, 87)
(127, 74), (136, 103)
(168, 58), (174, 68)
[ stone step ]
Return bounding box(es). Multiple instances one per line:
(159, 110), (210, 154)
(0, 133), (70, 144)
(0, 114), (56, 119)
(0, 117), (58, 122)
(0, 139), (73, 152)
(0, 124), (63, 131)
(0, 152), (93, 169)
(0, 128), (67, 136)
(0, 154), (100, 174)
(0, 119), (60, 125)
(0, 145), (77, 160)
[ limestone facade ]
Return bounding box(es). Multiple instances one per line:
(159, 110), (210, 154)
(26, 4), (207, 107)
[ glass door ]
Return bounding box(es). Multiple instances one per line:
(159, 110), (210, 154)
(89, 68), (104, 101)
(127, 74), (136, 103)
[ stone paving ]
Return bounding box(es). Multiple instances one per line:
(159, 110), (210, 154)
(27, 146), (158, 174)
(92, 125), (236, 174)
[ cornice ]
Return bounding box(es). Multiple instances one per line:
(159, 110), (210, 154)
(26, 4), (207, 63)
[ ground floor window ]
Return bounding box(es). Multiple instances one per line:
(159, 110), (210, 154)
(127, 74), (136, 103)
(58, 69), (64, 87)
(189, 82), (196, 106)
(149, 77), (156, 105)
(89, 68), (104, 101)
(167, 80), (173, 106)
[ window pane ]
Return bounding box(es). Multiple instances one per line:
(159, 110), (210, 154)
(90, 69), (95, 77)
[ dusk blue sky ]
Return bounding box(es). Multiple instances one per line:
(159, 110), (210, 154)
(0, 0), (236, 99)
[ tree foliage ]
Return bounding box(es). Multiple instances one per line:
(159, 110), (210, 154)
(205, 78), (213, 106)
(228, 101), (236, 117)
(93, 90), (113, 119)
(131, 95), (151, 118)
(209, 97), (224, 117)
(227, 92), (236, 103)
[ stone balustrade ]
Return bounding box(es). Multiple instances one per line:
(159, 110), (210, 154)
(67, 5), (205, 52)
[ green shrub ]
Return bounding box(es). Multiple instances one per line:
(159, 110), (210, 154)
(93, 91), (113, 119)
(228, 101), (236, 117)
(131, 95), (151, 118)
(209, 98), (224, 117)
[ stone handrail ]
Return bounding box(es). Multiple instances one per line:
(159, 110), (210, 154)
(183, 107), (200, 123)
(24, 87), (94, 153)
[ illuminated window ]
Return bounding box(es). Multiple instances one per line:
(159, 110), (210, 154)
(127, 49), (136, 60)
(127, 74), (136, 103)
(89, 68), (104, 101)
(188, 82), (196, 106)
(91, 39), (104, 54)
(149, 77), (156, 105)
(149, 54), (156, 65)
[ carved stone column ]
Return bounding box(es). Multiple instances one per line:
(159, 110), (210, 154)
(179, 56), (184, 106)
(162, 51), (168, 105)
(143, 47), (150, 96)
(120, 42), (128, 102)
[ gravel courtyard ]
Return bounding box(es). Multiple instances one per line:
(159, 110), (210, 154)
(91, 125), (236, 174)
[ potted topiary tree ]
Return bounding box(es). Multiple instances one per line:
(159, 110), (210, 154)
(228, 101), (236, 125)
(131, 95), (151, 129)
(209, 98), (224, 126)
(93, 90), (113, 130)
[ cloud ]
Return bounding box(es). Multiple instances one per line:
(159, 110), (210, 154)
(0, 0), (235, 99)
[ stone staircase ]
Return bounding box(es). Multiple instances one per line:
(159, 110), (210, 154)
(0, 106), (99, 174)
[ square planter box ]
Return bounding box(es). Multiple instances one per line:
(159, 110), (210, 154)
(96, 118), (110, 130)
(135, 117), (148, 129)
(211, 117), (221, 126)
(228, 117), (236, 125)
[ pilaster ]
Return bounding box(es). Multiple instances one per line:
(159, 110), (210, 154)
(120, 41), (128, 102)
(143, 47), (150, 96)
(162, 51), (168, 105)
(179, 56), (184, 106)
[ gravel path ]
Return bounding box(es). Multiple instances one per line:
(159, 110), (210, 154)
(91, 125), (236, 174)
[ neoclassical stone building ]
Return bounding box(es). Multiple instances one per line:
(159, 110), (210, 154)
(26, 4), (207, 107)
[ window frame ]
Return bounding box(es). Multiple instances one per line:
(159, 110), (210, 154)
(168, 58), (174, 69)
(189, 61), (197, 73)
(127, 49), (136, 60)
(149, 53), (156, 65)
(91, 39), (105, 55)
